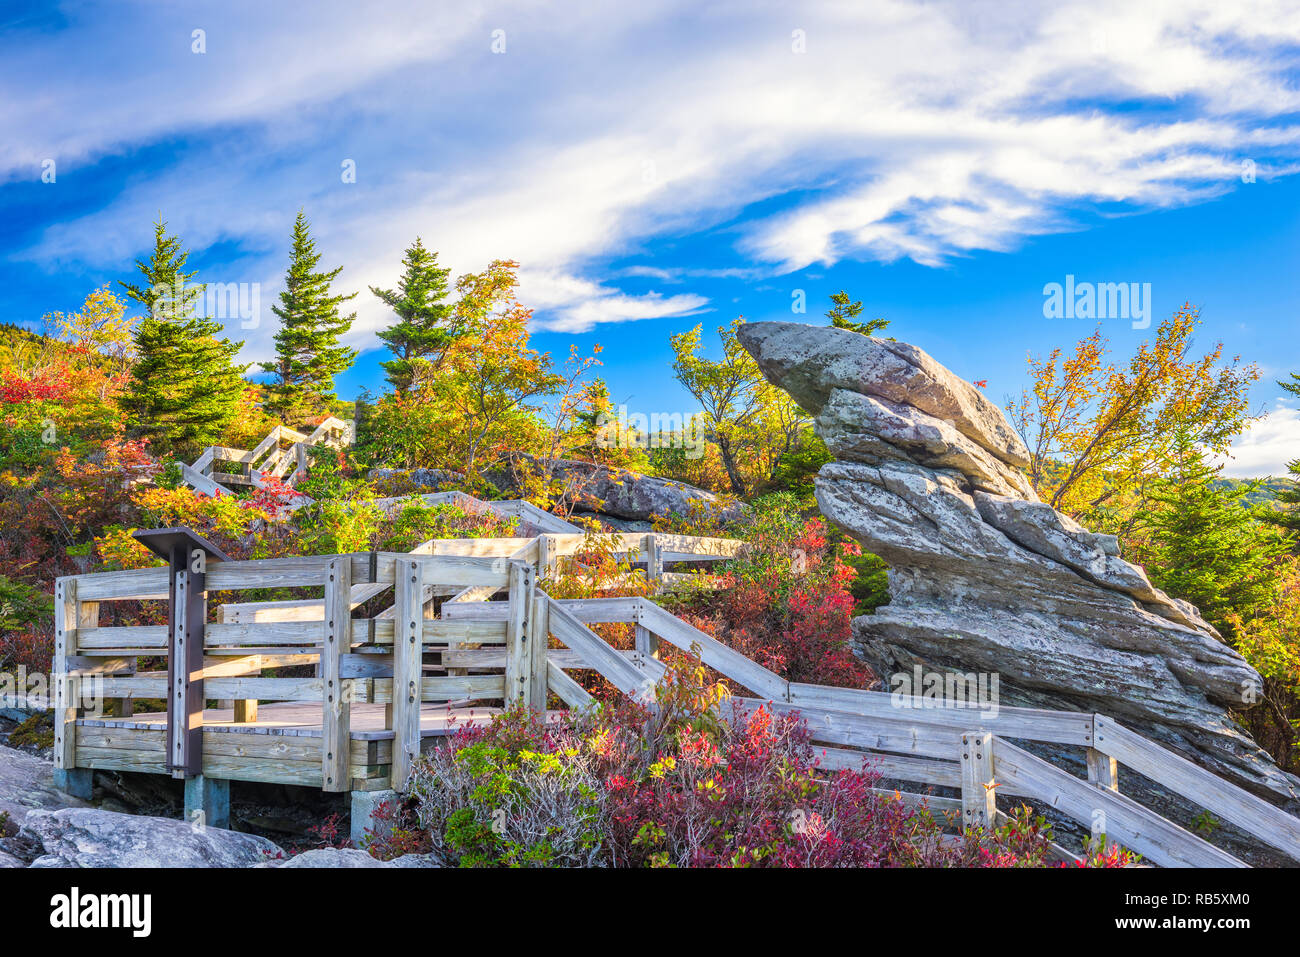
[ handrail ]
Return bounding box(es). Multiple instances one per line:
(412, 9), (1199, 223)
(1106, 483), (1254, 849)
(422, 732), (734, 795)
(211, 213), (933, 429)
(182, 416), (351, 496)
(54, 539), (1300, 867)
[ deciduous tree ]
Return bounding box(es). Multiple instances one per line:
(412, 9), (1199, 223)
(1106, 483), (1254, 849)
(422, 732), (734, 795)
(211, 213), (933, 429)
(1006, 305), (1259, 521)
(670, 318), (807, 496)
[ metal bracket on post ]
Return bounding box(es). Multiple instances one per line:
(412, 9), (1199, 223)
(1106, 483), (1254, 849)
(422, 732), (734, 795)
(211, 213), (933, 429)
(133, 527), (229, 780)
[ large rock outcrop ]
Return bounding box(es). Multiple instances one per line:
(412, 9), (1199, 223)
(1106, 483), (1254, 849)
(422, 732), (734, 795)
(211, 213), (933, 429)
(21, 808), (283, 868)
(738, 321), (1299, 816)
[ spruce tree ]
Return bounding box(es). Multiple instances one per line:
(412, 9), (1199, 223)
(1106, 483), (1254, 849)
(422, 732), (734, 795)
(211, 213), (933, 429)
(118, 218), (248, 456)
(827, 290), (890, 336)
(1265, 372), (1300, 537)
(370, 238), (456, 393)
(1141, 430), (1288, 637)
(260, 211), (357, 424)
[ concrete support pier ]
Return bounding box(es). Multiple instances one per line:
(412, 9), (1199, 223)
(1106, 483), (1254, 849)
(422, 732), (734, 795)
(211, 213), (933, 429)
(184, 774), (230, 830)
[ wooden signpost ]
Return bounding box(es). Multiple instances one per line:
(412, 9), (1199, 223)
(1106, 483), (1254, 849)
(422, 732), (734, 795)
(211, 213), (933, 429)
(133, 527), (229, 779)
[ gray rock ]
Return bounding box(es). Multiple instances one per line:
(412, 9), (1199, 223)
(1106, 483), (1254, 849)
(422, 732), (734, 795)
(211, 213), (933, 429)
(262, 847), (440, 868)
(737, 321), (1029, 467)
(0, 744), (89, 829)
(0, 849), (24, 868)
(22, 808), (283, 868)
(739, 320), (1300, 825)
(506, 455), (746, 525)
(368, 467), (466, 490)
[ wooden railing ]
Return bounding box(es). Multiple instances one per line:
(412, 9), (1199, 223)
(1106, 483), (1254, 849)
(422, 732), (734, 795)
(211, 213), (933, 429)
(181, 416), (351, 497)
(449, 593), (1300, 868)
(54, 531), (1300, 867)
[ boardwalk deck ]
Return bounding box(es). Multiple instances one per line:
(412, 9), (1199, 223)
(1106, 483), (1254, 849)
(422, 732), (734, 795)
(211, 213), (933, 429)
(48, 524), (1300, 867)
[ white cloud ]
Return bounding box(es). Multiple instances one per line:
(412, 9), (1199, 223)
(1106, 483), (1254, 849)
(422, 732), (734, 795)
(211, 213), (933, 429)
(6, 0), (1300, 353)
(1218, 404), (1300, 478)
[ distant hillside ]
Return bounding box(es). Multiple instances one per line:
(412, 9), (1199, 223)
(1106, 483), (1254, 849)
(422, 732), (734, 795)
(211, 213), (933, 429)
(0, 321), (114, 374)
(1214, 476), (1299, 506)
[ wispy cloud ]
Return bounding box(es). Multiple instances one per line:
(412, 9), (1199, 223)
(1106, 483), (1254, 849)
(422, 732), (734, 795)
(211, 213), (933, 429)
(5, 0), (1300, 355)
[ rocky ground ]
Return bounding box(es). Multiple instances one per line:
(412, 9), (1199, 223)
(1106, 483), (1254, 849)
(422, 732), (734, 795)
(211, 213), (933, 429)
(0, 736), (433, 868)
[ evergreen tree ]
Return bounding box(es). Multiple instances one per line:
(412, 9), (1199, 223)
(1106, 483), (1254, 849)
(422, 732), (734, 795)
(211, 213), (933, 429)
(827, 290), (890, 336)
(118, 218), (248, 456)
(1264, 372), (1300, 537)
(260, 211), (357, 424)
(370, 238), (456, 393)
(1140, 430), (1288, 637)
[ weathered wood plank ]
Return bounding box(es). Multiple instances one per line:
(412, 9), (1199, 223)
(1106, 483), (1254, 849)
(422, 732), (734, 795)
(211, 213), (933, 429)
(99, 676), (325, 701)
(391, 558), (423, 790)
(528, 592), (550, 710)
(786, 682), (1095, 747)
(1093, 714), (1300, 863)
(206, 556), (334, 590)
(321, 557), (351, 792)
(369, 675), (506, 703)
(991, 736), (1244, 868)
(547, 662), (593, 710)
(503, 561), (534, 709)
(441, 596), (641, 624)
(74, 568), (169, 602)
(636, 599), (787, 701)
(814, 747), (964, 789)
(960, 731), (997, 830)
(53, 578), (78, 769)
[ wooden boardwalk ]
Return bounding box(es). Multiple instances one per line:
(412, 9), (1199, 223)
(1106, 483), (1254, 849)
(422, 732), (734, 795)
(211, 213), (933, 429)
(50, 525), (1300, 866)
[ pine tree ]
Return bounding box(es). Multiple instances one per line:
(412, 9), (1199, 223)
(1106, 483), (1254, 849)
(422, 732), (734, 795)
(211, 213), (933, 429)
(1140, 431), (1288, 637)
(1265, 372), (1300, 537)
(118, 218), (248, 456)
(260, 211), (357, 424)
(827, 290), (890, 336)
(370, 238), (456, 394)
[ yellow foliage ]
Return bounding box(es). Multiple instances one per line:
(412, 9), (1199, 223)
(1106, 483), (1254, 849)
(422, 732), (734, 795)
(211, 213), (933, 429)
(1007, 305), (1259, 519)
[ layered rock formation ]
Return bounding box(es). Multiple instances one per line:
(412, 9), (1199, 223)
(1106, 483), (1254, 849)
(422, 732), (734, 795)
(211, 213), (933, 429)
(738, 321), (1299, 814)
(497, 454), (747, 527)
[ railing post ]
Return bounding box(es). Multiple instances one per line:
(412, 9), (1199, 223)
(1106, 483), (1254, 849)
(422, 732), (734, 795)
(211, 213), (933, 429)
(391, 558), (423, 790)
(504, 560), (536, 710)
(322, 557), (352, 792)
(537, 534), (558, 580)
(527, 593), (550, 711)
(960, 731), (996, 831)
(52, 577), (78, 772)
(644, 534), (662, 587)
(1086, 747), (1119, 792)
(633, 600), (658, 660)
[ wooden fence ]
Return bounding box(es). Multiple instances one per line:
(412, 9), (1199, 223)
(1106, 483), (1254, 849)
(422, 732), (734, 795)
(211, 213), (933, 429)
(180, 417), (351, 497)
(52, 532), (1300, 867)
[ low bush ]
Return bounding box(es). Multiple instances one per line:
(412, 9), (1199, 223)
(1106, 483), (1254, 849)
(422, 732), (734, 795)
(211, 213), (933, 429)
(400, 651), (1135, 868)
(665, 492), (872, 688)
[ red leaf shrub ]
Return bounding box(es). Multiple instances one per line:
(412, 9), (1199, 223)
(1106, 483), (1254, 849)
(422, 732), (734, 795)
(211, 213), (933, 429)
(668, 492), (872, 688)
(398, 652), (1134, 868)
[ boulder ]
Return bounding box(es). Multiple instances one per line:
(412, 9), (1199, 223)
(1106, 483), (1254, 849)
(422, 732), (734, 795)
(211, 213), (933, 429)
(0, 744), (89, 829)
(368, 467), (466, 491)
(738, 320), (1300, 823)
(504, 455), (746, 525)
(261, 847), (440, 868)
(22, 808), (283, 868)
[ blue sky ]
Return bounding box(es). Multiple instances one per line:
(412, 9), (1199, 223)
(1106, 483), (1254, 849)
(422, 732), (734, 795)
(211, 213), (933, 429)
(3, 0), (1299, 474)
